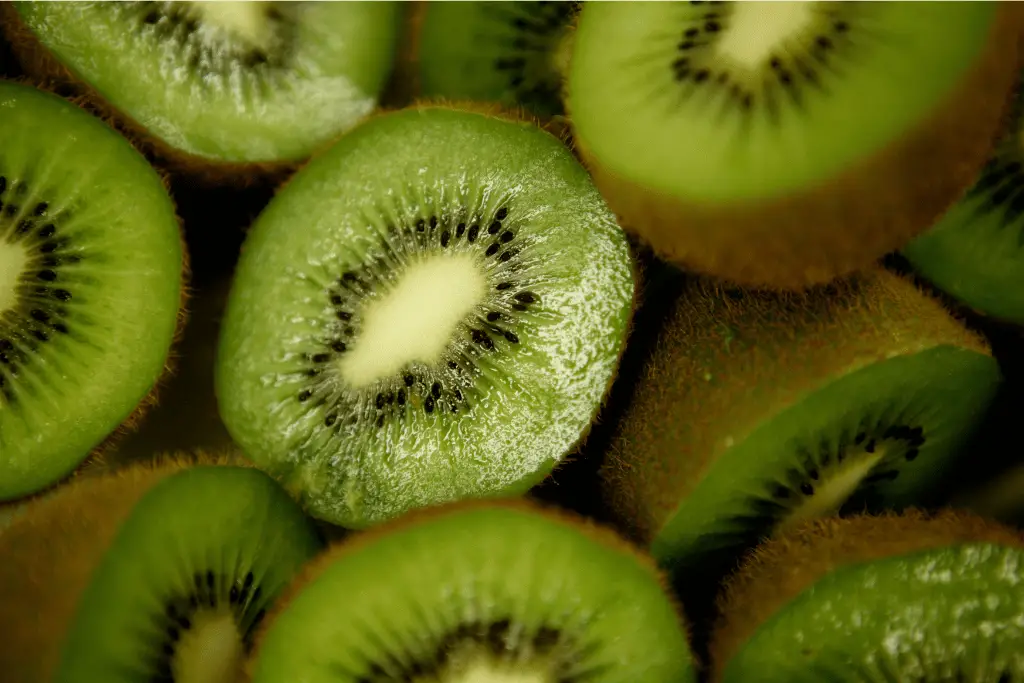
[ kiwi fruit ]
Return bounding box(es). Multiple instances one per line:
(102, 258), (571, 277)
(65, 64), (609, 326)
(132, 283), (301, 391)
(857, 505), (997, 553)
(246, 499), (696, 683)
(710, 510), (1024, 682)
(1, 1), (403, 183)
(565, 2), (1020, 289)
(414, 1), (578, 119)
(215, 103), (636, 529)
(0, 81), (184, 502)
(903, 69), (1024, 325)
(599, 267), (1001, 579)
(0, 450), (324, 683)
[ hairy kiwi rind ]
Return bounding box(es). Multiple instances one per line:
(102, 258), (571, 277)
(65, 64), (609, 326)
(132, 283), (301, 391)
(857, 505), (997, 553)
(709, 509), (1024, 680)
(566, 4), (1022, 290)
(0, 77), (193, 503)
(599, 267), (993, 548)
(0, 5), (303, 187)
(245, 496), (690, 680)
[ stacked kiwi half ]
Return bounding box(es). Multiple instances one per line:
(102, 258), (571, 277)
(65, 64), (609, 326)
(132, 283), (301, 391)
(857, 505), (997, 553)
(4, 2), (1024, 682)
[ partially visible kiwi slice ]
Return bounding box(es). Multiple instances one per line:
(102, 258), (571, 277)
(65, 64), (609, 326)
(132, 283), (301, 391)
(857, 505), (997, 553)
(566, 2), (1019, 288)
(710, 510), (1024, 682)
(0, 81), (184, 502)
(950, 460), (1024, 528)
(247, 499), (696, 683)
(2, 1), (402, 182)
(0, 450), (324, 683)
(415, 1), (577, 118)
(903, 69), (1024, 325)
(600, 267), (1001, 577)
(216, 104), (635, 529)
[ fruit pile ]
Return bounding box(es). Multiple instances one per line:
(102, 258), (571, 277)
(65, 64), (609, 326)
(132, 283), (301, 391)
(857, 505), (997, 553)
(1, 2), (1023, 682)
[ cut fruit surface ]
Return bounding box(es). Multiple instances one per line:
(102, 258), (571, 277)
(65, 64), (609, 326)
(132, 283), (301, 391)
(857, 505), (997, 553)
(8, 1), (401, 166)
(0, 454), (324, 683)
(0, 81), (183, 501)
(711, 511), (1024, 682)
(216, 105), (635, 529)
(600, 268), (1001, 576)
(567, 1), (1019, 287)
(248, 501), (696, 683)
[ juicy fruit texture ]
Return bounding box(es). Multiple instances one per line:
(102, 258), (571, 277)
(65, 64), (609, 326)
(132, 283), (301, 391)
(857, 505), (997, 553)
(248, 501), (696, 683)
(417, 1), (576, 118)
(903, 70), (1024, 325)
(216, 105), (635, 529)
(711, 511), (1024, 682)
(567, 1), (1019, 288)
(600, 268), (1001, 575)
(0, 82), (183, 501)
(8, 1), (401, 167)
(0, 453), (324, 683)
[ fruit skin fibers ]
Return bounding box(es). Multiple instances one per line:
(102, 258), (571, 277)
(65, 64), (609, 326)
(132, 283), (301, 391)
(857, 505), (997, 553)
(567, 3), (1023, 289)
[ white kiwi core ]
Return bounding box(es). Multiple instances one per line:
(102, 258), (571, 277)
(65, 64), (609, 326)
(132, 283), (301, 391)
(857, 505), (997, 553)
(714, 1), (815, 70)
(440, 656), (554, 683)
(187, 0), (277, 50)
(339, 253), (487, 389)
(172, 608), (246, 683)
(773, 445), (887, 535)
(0, 241), (26, 313)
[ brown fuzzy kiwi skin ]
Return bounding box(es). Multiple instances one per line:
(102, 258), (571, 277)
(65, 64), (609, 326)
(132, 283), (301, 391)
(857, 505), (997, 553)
(708, 509), (1024, 682)
(0, 4), (321, 187)
(0, 76), (192, 509)
(564, 4), (1022, 290)
(242, 497), (692, 682)
(599, 267), (993, 548)
(0, 450), (247, 683)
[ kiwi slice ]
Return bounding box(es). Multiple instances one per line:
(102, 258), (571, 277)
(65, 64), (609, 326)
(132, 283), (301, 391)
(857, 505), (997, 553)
(710, 510), (1024, 682)
(415, 1), (577, 118)
(903, 70), (1024, 325)
(0, 81), (184, 502)
(599, 267), (1001, 577)
(0, 451), (324, 683)
(2, 1), (402, 181)
(246, 499), (696, 682)
(565, 2), (1020, 288)
(215, 104), (635, 529)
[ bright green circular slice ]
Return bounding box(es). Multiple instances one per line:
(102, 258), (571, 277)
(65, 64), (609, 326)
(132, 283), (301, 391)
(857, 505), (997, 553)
(250, 503), (696, 683)
(903, 72), (1024, 325)
(720, 543), (1024, 682)
(216, 105), (635, 529)
(12, 1), (402, 163)
(0, 82), (183, 501)
(418, 1), (575, 118)
(568, 1), (998, 201)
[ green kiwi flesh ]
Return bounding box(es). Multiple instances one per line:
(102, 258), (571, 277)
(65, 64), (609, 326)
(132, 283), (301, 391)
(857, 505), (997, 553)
(0, 454), (324, 683)
(9, 1), (401, 166)
(417, 1), (576, 118)
(599, 269), (1001, 576)
(903, 70), (1024, 325)
(0, 81), (183, 501)
(566, 2), (1017, 287)
(712, 512), (1024, 682)
(248, 501), (696, 683)
(216, 105), (635, 529)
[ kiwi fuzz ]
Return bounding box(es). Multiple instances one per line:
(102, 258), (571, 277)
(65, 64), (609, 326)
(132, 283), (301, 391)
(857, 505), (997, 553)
(566, 4), (1022, 289)
(709, 509), (1024, 682)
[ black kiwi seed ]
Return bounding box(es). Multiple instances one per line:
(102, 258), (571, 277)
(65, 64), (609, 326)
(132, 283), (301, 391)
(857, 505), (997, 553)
(496, 207), (508, 220)
(487, 312), (501, 322)
(468, 224), (480, 242)
(497, 282), (513, 290)
(441, 231), (451, 247)
(489, 221), (502, 235)
(486, 243), (500, 257)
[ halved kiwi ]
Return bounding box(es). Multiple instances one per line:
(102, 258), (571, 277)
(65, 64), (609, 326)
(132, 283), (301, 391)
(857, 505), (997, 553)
(565, 2), (1020, 288)
(903, 69), (1024, 325)
(246, 499), (696, 683)
(415, 1), (577, 118)
(710, 510), (1024, 682)
(1, 1), (402, 182)
(0, 451), (324, 683)
(216, 103), (635, 529)
(600, 267), (1001, 578)
(0, 80), (184, 502)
